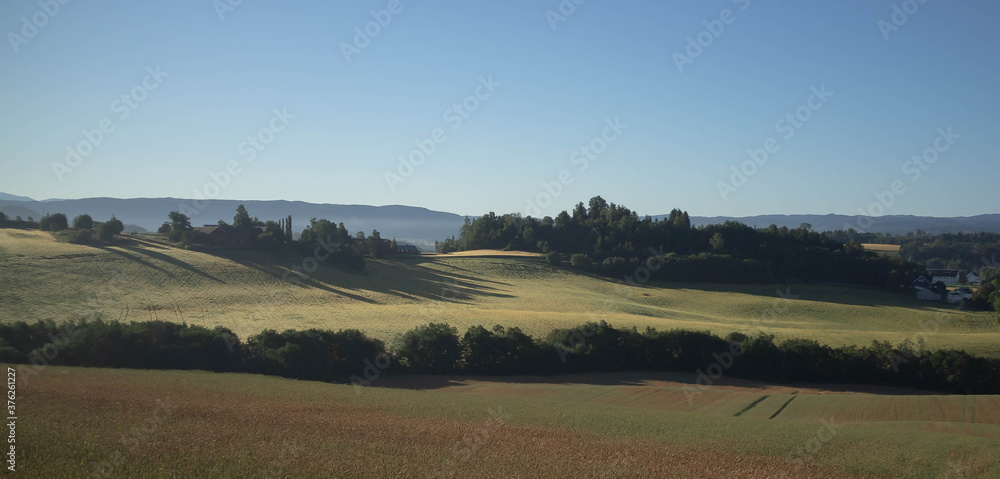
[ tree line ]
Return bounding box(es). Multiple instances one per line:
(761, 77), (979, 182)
(0, 211), (124, 243)
(437, 196), (926, 288)
(159, 204), (402, 271)
(1, 204), (403, 273)
(3, 319), (999, 395)
(826, 229), (1000, 274)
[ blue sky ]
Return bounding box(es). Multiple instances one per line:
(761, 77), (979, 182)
(1, 0), (997, 218)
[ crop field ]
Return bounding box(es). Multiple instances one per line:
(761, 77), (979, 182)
(13, 366), (999, 478)
(380, 373), (1000, 439)
(860, 244), (902, 253)
(1, 229), (998, 356)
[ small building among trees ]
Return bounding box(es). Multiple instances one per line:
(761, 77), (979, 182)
(193, 225), (266, 247)
(396, 244), (420, 254)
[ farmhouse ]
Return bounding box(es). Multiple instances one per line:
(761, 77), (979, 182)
(947, 287), (974, 304)
(396, 244), (420, 254)
(193, 225), (266, 246)
(928, 269), (963, 285)
(966, 272), (980, 285)
(912, 274), (932, 290)
(916, 289), (942, 301)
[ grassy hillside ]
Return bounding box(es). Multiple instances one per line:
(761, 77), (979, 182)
(1, 229), (998, 356)
(18, 366), (1000, 478)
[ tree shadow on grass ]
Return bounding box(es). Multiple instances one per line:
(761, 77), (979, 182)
(198, 247), (518, 304)
(101, 239), (521, 305)
(115, 244), (224, 283)
(593, 276), (964, 311)
(97, 247), (176, 279)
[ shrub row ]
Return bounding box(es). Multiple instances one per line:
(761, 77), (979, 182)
(3, 319), (999, 394)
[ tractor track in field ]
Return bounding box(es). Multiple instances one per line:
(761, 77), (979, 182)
(734, 395), (770, 417)
(769, 394), (799, 419)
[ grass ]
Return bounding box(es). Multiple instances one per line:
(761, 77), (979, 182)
(17, 366), (1000, 478)
(1, 228), (999, 356)
(377, 373), (1000, 435)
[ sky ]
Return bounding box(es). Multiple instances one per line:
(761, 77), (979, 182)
(1, 0), (997, 218)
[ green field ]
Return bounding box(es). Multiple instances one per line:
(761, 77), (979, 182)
(16, 366), (1000, 478)
(1, 229), (998, 355)
(6, 230), (1000, 477)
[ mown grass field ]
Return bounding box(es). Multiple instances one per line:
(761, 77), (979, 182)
(14, 366), (1000, 478)
(1, 229), (998, 356)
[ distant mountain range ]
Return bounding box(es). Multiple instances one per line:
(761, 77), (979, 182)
(681, 214), (1000, 235)
(0, 196), (465, 246)
(0, 193), (36, 202)
(2, 194), (998, 243)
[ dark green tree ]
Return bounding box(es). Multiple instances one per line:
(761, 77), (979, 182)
(105, 215), (124, 235)
(72, 214), (93, 229)
(168, 211), (191, 232)
(233, 204), (252, 228)
(40, 213), (68, 231)
(397, 323), (460, 374)
(368, 229), (384, 258)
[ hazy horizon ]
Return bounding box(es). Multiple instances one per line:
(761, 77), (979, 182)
(3, 191), (1000, 221)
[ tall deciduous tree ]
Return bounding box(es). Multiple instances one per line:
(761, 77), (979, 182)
(168, 211), (191, 232)
(368, 229), (384, 259)
(233, 204), (252, 227)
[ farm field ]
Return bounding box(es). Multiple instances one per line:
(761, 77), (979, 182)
(380, 373), (1000, 439)
(860, 244), (902, 253)
(1, 229), (998, 356)
(17, 366), (1000, 478)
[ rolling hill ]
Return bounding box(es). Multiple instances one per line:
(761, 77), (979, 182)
(1, 229), (997, 356)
